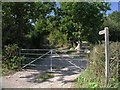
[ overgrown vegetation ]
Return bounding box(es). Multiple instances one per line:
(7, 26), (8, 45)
(2, 44), (25, 76)
(76, 42), (120, 88)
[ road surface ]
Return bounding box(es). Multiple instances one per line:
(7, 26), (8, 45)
(2, 55), (88, 88)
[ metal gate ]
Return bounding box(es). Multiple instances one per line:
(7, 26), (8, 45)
(20, 49), (88, 72)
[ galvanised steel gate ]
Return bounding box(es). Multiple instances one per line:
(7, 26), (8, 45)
(20, 49), (88, 72)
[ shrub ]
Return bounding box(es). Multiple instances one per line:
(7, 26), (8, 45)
(48, 30), (69, 48)
(2, 44), (24, 70)
(76, 42), (120, 88)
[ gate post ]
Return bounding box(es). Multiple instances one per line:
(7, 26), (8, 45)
(19, 49), (22, 68)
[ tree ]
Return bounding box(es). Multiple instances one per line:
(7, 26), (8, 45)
(55, 2), (110, 45)
(103, 11), (120, 42)
(2, 2), (111, 49)
(36, 5), (69, 48)
(2, 2), (55, 48)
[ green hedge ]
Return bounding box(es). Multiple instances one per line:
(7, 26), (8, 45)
(2, 44), (24, 71)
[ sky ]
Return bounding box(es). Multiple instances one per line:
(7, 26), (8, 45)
(106, 2), (119, 15)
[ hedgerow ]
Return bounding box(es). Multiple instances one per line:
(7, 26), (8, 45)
(76, 42), (120, 88)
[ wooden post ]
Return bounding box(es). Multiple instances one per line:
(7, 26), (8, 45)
(104, 27), (110, 86)
(99, 27), (110, 86)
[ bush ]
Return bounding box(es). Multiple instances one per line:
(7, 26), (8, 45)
(2, 44), (24, 70)
(76, 42), (120, 88)
(48, 30), (69, 48)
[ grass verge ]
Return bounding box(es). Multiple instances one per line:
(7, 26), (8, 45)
(75, 42), (120, 88)
(2, 68), (16, 76)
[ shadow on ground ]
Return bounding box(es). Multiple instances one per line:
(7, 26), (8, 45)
(20, 56), (88, 85)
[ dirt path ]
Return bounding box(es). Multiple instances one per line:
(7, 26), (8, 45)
(2, 56), (88, 88)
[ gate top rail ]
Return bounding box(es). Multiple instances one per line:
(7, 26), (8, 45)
(20, 49), (87, 54)
(20, 49), (56, 51)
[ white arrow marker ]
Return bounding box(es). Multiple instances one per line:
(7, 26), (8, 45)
(99, 30), (105, 35)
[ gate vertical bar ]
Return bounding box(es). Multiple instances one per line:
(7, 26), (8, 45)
(50, 50), (53, 71)
(105, 27), (110, 86)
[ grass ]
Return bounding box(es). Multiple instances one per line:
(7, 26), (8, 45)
(2, 68), (17, 76)
(75, 62), (119, 88)
(36, 72), (54, 81)
(75, 68), (106, 88)
(75, 68), (97, 88)
(75, 42), (120, 88)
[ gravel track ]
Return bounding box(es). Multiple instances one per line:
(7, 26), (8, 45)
(2, 56), (88, 88)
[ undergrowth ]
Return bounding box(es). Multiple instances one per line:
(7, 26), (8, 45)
(2, 44), (25, 76)
(76, 42), (120, 88)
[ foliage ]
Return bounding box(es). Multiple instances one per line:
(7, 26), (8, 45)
(103, 11), (120, 42)
(2, 44), (24, 70)
(2, 2), (55, 48)
(48, 29), (69, 47)
(40, 2), (110, 48)
(2, 68), (16, 76)
(75, 68), (100, 88)
(76, 42), (120, 88)
(56, 2), (110, 44)
(2, 2), (111, 48)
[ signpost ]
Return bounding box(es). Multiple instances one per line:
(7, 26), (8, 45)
(99, 27), (110, 86)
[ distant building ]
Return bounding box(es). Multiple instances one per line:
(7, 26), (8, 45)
(119, 1), (120, 12)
